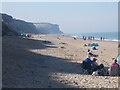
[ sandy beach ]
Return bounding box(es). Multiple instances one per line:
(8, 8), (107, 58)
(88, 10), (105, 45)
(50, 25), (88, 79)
(2, 34), (119, 88)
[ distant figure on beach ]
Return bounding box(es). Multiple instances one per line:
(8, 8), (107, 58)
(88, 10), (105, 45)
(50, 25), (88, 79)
(73, 37), (77, 40)
(92, 46), (97, 50)
(57, 37), (60, 40)
(88, 49), (98, 57)
(83, 36), (84, 40)
(100, 37), (102, 40)
(83, 36), (86, 40)
(83, 37), (86, 40)
(90, 36), (92, 40)
(84, 44), (87, 47)
(73, 36), (77, 40)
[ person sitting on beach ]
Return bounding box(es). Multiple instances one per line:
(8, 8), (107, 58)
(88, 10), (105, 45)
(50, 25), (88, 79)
(82, 57), (94, 74)
(88, 49), (98, 57)
(84, 44), (87, 47)
(88, 49), (93, 56)
(57, 37), (60, 40)
(73, 37), (77, 40)
(92, 58), (104, 71)
(91, 58), (107, 76)
(109, 59), (120, 76)
(92, 46), (97, 50)
(111, 59), (119, 66)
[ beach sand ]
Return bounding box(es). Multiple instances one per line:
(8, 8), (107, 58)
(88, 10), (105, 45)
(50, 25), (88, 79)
(2, 34), (119, 88)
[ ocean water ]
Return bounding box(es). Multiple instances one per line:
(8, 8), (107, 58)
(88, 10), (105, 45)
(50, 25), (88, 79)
(66, 32), (118, 41)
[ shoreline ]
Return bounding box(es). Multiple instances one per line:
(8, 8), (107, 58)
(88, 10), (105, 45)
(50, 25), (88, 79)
(35, 34), (118, 43)
(61, 33), (118, 42)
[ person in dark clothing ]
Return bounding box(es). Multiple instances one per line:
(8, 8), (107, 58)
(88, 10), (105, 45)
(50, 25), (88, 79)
(92, 58), (104, 71)
(82, 57), (94, 74)
(92, 46), (97, 50)
(88, 49), (98, 57)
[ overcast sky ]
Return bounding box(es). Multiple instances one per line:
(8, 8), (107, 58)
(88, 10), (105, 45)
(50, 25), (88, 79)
(2, 2), (118, 33)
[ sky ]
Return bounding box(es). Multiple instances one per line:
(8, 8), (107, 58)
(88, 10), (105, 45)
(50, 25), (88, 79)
(2, 2), (118, 33)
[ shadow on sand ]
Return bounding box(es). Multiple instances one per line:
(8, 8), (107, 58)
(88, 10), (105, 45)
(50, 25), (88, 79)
(2, 36), (109, 88)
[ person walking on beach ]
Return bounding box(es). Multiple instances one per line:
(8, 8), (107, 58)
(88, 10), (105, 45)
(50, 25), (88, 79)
(83, 36), (84, 40)
(90, 36), (92, 40)
(83, 37), (86, 40)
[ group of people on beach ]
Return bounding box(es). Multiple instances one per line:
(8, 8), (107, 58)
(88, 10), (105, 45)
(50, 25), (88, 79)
(82, 47), (105, 75)
(83, 36), (106, 41)
(82, 56), (105, 75)
(82, 43), (120, 76)
(83, 36), (95, 40)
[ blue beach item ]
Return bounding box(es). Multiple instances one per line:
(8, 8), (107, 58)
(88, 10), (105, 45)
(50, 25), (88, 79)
(88, 43), (99, 47)
(116, 54), (120, 65)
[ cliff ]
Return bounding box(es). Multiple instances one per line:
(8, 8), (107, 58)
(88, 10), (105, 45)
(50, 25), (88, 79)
(2, 13), (63, 35)
(34, 23), (63, 34)
(2, 13), (38, 35)
(2, 21), (19, 36)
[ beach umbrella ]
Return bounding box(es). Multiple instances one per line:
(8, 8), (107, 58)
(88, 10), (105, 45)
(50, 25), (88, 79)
(116, 54), (120, 65)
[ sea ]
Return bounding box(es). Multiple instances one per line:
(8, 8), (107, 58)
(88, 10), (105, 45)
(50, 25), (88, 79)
(65, 32), (118, 41)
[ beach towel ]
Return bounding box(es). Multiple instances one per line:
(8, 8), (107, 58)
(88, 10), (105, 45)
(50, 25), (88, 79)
(88, 44), (99, 47)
